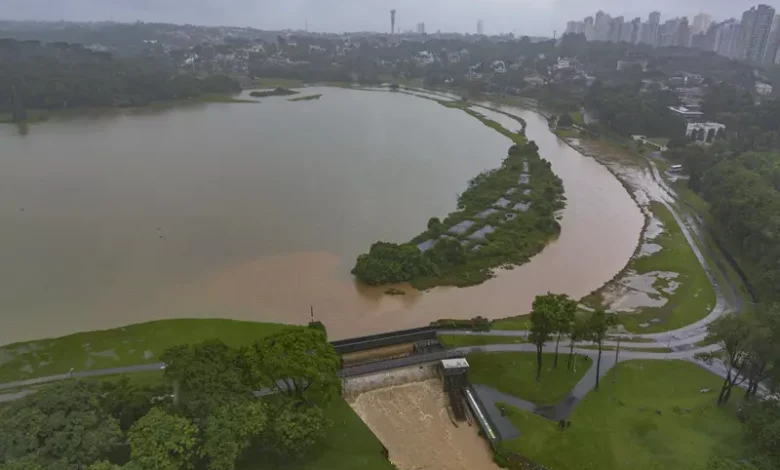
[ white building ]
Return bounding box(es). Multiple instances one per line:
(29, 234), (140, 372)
(491, 60), (507, 74)
(686, 122), (725, 142)
(756, 82), (773, 95)
(668, 106), (705, 122)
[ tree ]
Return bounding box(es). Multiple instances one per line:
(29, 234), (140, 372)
(100, 376), (170, 430)
(557, 113), (574, 128)
(427, 217), (445, 237)
(0, 381), (122, 467)
(586, 309), (617, 390)
(547, 294), (577, 368)
(161, 339), (252, 419)
(129, 408), (199, 470)
(243, 328), (341, 404)
(567, 316), (589, 371)
(260, 404), (329, 458)
(87, 462), (123, 470)
(706, 128), (716, 143)
(351, 241), (434, 285)
(203, 401), (268, 470)
(742, 303), (780, 398)
(742, 399), (780, 469)
(695, 315), (752, 405)
(529, 293), (557, 382)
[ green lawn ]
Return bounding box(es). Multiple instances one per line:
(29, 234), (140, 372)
(439, 334), (527, 347)
(466, 352), (592, 405)
(0, 319), (298, 383)
(240, 397), (395, 470)
(491, 315), (529, 330)
(498, 360), (746, 470)
(555, 128), (580, 138)
(618, 202), (716, 333)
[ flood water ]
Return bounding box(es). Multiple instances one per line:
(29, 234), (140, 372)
(0, 87), (643, 344)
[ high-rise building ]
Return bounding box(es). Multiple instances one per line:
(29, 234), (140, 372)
(565, 21), (584, 35)
(693, 22), (721, 51)
(762, 14), (780, 63)
(659, 18), (682, 47)
(641, 11), (661, 46)
(477, 19), (484, 35)
(594, 10), (612, 41)
(716, 19), (742, 58)
(390, 10), (396, 35)
(630, 17), (642, 44)
(609, 16), (624, 42)
(678, 18), (692, 47)
(583, 16), (595, 40)
(691, 13), (713, 35)
(740, 4), (775, 62)
(416, 22), (425, 34)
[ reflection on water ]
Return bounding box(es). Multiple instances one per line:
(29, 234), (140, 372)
(0, 89), (643, 344)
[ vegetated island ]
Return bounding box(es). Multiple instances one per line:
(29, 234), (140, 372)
(352, 107), (565, 290)
(288, 93), (323, 102)
(249, 87), (299, 98)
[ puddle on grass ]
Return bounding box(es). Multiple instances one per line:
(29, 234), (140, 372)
(601, 271), (680, 312)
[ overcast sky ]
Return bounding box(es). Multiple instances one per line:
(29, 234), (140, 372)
(1, 0), (768, 36)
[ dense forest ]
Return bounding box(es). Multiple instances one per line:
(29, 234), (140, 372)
(667, 92), (780, 303)
(0, 326), (341, 470)
(584, 81), (686, 138)
(0, 38), (240, 119)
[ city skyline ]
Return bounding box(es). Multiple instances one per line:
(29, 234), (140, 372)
(0, 0), (767, 37)
(564, 4), (780, 64)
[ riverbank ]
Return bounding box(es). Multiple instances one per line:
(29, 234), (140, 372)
(0, 319), (296, 383)
(559, 137), (716, 333)
(0, 92), (258, 125)
(352, 100), (566, 290)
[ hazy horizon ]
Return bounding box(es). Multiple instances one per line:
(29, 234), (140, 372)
(0, 0), (767, 37)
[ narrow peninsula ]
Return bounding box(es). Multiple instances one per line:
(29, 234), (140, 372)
(352, 105), (565, 289)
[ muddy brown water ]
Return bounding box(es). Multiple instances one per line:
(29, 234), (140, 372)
(0, 88), (642, 345)
(349, 378), (501, 470)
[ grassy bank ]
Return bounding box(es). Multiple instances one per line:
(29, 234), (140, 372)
(622, 202), (715, 332)
(0, 93), (257, 125)
(498, 360), (745, 470)
(582, 201), (715, 333)
(288, 94), (323, 102)
(0, 319), (297, 383)
(466, 352), (592, 405)
(353, 102), (565, 290)
(439, 334), (527, 347)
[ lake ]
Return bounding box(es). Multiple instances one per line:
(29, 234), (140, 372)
(0, 87), (643, 344)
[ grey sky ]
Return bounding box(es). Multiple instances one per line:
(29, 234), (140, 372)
(1, 0), (769, 36)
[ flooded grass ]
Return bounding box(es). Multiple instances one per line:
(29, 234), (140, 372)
(587, 200), (715, 333)
(498, 360), (745, 470)
(0, 319), (296, 383)
(466, 352), (592, 405)
(618, 202), (715, 332)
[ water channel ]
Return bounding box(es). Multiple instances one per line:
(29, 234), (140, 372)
(0, 87), (643, 344)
